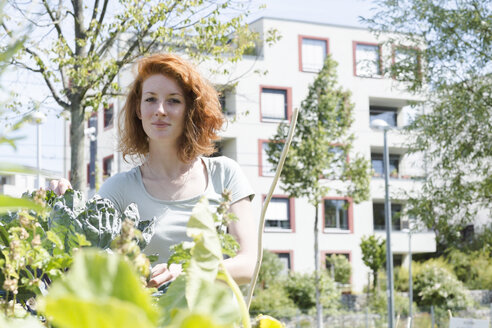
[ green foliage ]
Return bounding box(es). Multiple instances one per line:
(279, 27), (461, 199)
(364, 0), (492, 253)
(256, 250), (284, 289)
(360, 235), (386, 290)
(412, 259), (471, 310)
(368, 291), (417, 317)
(3, 1), (272, 190)
(283, 271), (340, 314)
(325, 254), (351, 285)
(266, 55), (371, 205)
(39, 249), (159, 328)
(446, 249), (492, 290)
(250, 282), (298, 318)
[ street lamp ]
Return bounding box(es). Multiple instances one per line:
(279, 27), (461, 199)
(30, 111), (47, 190)
(371, 118), (395, 328)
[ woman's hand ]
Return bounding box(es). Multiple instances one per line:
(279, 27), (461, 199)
(48, 178), (72, 196)
(147, 263), (182, 288)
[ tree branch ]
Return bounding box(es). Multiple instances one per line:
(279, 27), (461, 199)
(23, 47), (70, 109)
(41, 0), (73, 56)
(88, 0), (109, 54)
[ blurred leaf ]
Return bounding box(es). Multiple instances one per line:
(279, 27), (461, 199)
(39, 249), (159, 327)
(0, 195), (44, 214)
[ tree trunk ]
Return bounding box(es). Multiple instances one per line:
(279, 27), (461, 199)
(70, 99), (86, 191)
(314, 203), (322, 328)
(373, 270), (378, 292)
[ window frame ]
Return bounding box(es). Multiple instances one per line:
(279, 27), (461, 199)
(372, 202), (403, 231)
(298, 35), (329, 73)
(102, 154), (114, 181)
(322, 196), (354, 233)
(352, 41), (383, 78)
(258, 139), (279, 177)
(371, 152), (401, 179)
(259, 85), (292, 122)
(321, 250), (352, 284)
(262, 195), (296, 232)
(391, 45), (422, 81)
(269, 250), (294, 272)
(369, 106), (399, 128)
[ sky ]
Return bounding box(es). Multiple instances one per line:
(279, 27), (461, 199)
(0, 0), (377, 175)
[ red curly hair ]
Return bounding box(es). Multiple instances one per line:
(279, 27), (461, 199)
(118, 53), (224, 163)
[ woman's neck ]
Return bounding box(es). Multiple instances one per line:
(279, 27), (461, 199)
(145, 142), (194, 180)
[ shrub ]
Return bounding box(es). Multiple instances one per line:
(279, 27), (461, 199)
(284, 271), (340, 314)
(447, 249), (492, 290)
(413, 259), (471, 310)
(249, 282), (298, 318)
(256, 250), (285, 289)
(368, 291), (416, 317)
(325, 254), (351, 284)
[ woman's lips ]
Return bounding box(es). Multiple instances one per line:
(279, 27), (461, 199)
(152, 122), (171, 128)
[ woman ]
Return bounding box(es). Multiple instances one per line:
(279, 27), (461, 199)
(50, 53), (257, 287)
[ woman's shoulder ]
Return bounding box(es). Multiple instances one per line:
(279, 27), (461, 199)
(202, 155), (240, 172)
(99, 167), (140, 195)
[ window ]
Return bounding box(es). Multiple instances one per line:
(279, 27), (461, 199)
(393, 46), (421, 81)
(370, 106), (398, 127)
(264, 197), (294, 231)
(299, 36), (328, 72)
(324, 199), (350, 231)
(104, 103), (114, 128)
(323, 146), (346, 179)
(273, 252), (292, 275)
(371, 153), (400, 178)
(324, 252), (350, 284)
(354, 43), (381, 77)
(0, 175), (13, 185)
(373, 202), (402, 231)
(103, 155), (114, 180)
(260, 87), (291, 121)
(259, 141), (276, 177)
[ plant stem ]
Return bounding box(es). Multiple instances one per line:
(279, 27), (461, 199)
(218, 262), (251, 328)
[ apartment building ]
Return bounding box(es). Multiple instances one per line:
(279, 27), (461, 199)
(63, 17), (436, 292)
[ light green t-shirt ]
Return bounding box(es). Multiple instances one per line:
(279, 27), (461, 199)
(98, 156), (254, 264)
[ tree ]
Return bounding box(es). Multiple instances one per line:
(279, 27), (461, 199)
(363, 0), (492, 252)
(325, 254), (351, 285)
(256, 249), (284, 289)
(1, 0), (268, 190)
(266, 55), (371, 328)
(360, 235), (386, 292)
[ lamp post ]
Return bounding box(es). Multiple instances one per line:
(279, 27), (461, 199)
(371, 118), (395, 328)
(30, 111), (47, 189)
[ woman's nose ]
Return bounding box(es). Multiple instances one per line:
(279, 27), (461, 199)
(155, 102), (167, 116)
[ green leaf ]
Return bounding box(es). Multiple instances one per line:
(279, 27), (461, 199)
(0, 195), (44, 214)
(46, 231), (63, 249)
(39, 249), (159, 326)
(185, 197), (222, 308)
(158, 275), (188, 326)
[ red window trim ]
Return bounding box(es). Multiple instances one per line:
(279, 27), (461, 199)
(391, 44), (423, 80)
(102, 154), (114, 178)
(352, 41), (383, 78)
(259, 85), (293, 122)
(262, 194), (296, 233)
(322, 196), (354, 233)
(269, 249), (295, 272)
(298, 35), (330, 72)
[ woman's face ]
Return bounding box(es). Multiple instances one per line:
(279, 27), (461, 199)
(139, 74), (187, 144)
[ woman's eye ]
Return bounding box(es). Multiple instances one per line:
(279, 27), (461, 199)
(168, 98), (181, 104)
(145, 97), (156, 102)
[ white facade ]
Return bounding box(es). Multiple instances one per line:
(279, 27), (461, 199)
(63, 17), (437, 292)
(0, 166), (60, 197)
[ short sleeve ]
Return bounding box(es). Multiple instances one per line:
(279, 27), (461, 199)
(97, 172), (129, 213)
(221, 157), (255, 204)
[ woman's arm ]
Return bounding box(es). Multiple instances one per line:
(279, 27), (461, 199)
(223, 196), (258, 285)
